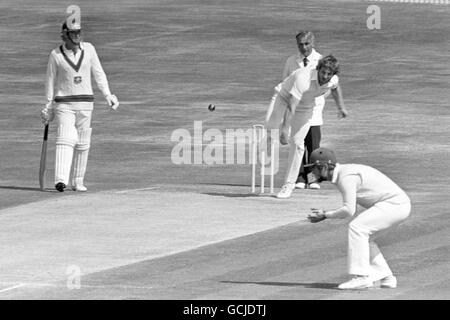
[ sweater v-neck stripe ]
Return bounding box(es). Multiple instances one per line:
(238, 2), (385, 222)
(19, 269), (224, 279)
(60, 45), (84, 72)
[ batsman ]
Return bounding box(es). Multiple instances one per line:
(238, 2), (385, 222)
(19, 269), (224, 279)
(40, 12), (119, 192)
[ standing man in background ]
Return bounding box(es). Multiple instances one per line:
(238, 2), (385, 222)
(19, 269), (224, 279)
(40, 16), (119, 192)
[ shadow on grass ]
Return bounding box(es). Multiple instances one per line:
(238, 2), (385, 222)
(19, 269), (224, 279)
(198, 182), (253, 187)
(202, 192), (277, 198)
(0, 185), (55, 192)
(221, 280), (338, 290)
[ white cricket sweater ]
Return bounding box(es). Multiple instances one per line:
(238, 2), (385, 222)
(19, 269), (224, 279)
(45, 42), (111, 111)
(325, 164), (410, 219)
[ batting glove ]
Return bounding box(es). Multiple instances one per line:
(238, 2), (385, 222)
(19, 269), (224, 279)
(40, 103), (54, 123)
(106, 94), (120, 110)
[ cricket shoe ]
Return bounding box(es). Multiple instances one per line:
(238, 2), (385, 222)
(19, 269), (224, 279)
(379, 275), (397, 289)
(276, 183), (295, 199)
(72, 185), (88, 192)
(308, 183), (321, 189)
(338, 276), (374, 290)
(295, 182), (306, 189)
(55, 182), (66, 192)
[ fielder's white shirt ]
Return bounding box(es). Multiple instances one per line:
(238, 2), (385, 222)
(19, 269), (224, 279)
(325, 164), (410, 219)
(45, 42), (112, 111)
(276, 68), (339, 110)
(281, 49), (326, 125)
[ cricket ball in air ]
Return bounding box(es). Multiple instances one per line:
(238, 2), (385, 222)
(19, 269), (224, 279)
(208, 104), (216, 111)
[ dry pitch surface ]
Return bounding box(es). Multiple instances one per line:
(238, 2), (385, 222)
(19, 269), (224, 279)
(0, 0), (449, 300)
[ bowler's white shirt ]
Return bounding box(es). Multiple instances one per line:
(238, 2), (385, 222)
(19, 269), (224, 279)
(326, 164), (410, 219)
(276, 68), (338, 110)
(281, 49), (326, 125)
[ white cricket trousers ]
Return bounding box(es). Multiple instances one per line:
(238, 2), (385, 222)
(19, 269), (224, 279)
(347, 196), (411, 279)
(54, 108), (92, 186)
(265, 93), (313, 185)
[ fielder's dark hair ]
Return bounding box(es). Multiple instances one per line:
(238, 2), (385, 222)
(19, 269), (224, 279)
(317, 55), (340, 75)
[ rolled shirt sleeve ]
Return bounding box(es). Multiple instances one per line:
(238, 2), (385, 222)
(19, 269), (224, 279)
(328, 75), (339, 90)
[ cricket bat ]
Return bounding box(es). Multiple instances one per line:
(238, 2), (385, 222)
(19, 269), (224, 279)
(39, 123), (49, 190)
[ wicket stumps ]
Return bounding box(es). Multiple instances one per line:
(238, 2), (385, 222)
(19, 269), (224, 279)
(251, 124), (275, 194)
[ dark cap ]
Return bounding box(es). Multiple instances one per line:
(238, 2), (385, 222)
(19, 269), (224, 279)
(304, 147), (337, 167)
(62, 21), (81, 31)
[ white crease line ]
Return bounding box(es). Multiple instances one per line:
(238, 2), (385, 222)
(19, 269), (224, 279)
(1, 282), (155, 290)
(0, 283), (27, 293)
(115, 187), (161, 194)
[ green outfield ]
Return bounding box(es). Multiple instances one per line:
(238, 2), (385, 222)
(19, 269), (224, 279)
(0, 0), (449, 300)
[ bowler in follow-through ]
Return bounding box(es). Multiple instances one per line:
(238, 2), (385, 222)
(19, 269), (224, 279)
(265, 55), (347, 199)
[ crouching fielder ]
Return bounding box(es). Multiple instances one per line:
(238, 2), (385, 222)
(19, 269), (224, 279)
(305, 148), (411, 290)
(40, 21), (119, 192)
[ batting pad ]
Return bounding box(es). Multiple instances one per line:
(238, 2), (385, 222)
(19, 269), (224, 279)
(55, 125), (78, 147)
(72, 128), (92, 186)
(55, 145), (74, 185)
(74, 128), (92, 151)
(54, 125), (78, 185)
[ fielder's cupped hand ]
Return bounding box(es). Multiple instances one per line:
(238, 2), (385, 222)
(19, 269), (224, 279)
(106, 94), (120, 110)
(307, 208), (327, 223)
